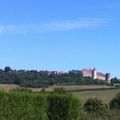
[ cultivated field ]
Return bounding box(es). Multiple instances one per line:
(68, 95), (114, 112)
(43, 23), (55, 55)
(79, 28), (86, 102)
(50, 85), (115, 91)
(0, 84), (20, 91)
(51, 85), (120, 104)
(48, 85), (120, 104)
(72, 89), (120, 104)
(0, 84), (120, 105)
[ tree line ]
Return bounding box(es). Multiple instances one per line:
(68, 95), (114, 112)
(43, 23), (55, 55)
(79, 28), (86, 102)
(0, 66), (118, 88)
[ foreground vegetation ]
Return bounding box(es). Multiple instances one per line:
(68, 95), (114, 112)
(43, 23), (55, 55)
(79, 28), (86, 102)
(0, 90), (81, 120)
(0, 67), (120, 119)
(0, 89), (120, 120)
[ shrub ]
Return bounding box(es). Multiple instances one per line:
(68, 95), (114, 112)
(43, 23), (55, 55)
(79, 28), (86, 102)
(0, 90), (81, 120)
(0, 91), (47, 120)
(109, 93), (120, 120)
(83, 98), (109, 119)
(53, 87), (66, 94)
(47, 94), (81, 120)
(109, 92), (120, 110)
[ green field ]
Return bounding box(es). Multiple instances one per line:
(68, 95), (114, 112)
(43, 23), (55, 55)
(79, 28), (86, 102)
(0, 84), (120, 105)
(49, 85), (120, 104)
(72, 89), (120, 104)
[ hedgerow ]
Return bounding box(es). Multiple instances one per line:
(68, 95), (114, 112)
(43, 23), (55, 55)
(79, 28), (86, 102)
(0, 90), (81, 120)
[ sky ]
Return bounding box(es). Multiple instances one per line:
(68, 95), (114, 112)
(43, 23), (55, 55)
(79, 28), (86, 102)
(0, 0), (120, 78)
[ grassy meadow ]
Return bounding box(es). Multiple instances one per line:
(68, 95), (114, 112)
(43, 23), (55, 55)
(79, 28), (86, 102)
(49, 85), (120, 104)
(72, 89), (120, 104)
(0, 84), (120, 104)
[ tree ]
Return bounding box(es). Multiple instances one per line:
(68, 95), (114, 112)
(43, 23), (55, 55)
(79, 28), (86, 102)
(111, 77), (120, 85)
(4, 66), (12, 72)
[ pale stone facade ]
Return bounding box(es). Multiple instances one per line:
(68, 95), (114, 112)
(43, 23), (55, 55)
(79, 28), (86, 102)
(81, 68), (110, 83)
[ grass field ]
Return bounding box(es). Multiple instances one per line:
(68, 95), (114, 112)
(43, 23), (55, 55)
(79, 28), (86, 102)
(50, 85), (120, 104)
(0, 84), (120, 104)
(50, 85), (115, 91)
(0, 84), (20, 91)
(72, 89), (120, 104)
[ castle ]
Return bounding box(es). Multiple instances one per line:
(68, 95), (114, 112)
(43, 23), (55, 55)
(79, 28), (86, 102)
(81, 68), (111, 83)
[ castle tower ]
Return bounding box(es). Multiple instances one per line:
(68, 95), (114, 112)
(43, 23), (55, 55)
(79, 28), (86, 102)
(92, 68), (97, 79)
(105, 73), (111, 83)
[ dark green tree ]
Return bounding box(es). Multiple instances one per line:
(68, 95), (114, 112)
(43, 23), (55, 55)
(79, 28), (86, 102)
(84, 98), (109, 119)
(109, 93), (120, 110)
(4, 66), (12, 72)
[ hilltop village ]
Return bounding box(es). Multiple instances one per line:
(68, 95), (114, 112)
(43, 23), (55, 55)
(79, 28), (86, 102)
(0, 66), (113, 88)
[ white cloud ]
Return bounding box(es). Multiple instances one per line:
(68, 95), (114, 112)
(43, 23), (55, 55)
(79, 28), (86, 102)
(0, 18), (106, 34)
(43, 18), (105, 31)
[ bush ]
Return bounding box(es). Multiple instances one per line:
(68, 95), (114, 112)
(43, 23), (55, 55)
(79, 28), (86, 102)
(83, 98), (109, 119)
(0, 91), (47, 120)
(53, 87), (66, 94)
(0, 90), (81, 120)
(47, 94), (81, 120)
(109, 93), (120, 120)
(109, 92), (120, 110)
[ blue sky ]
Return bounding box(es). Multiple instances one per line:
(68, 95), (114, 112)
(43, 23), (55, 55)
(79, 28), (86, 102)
(0, 0), (120, 78)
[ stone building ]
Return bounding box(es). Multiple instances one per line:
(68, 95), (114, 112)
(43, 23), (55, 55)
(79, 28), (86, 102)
(82, 68), (111, 83)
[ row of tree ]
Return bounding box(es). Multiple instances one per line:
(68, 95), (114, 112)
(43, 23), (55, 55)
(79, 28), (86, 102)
(0, 66), (119, 88)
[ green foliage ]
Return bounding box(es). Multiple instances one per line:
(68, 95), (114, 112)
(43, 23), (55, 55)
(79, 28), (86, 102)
(47, 94), (81, 120)
(0, 90), (120, 120)
(0, 91), (47, 120)
(109, 92), (120, 110)
(0, 90), (81, 120)
(0, 66), (107, 88)
(83, 98), (109, 119)
(111, 77), (120, 85)
(4, 66), (12, 72)
(53, 87), (66, 94)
